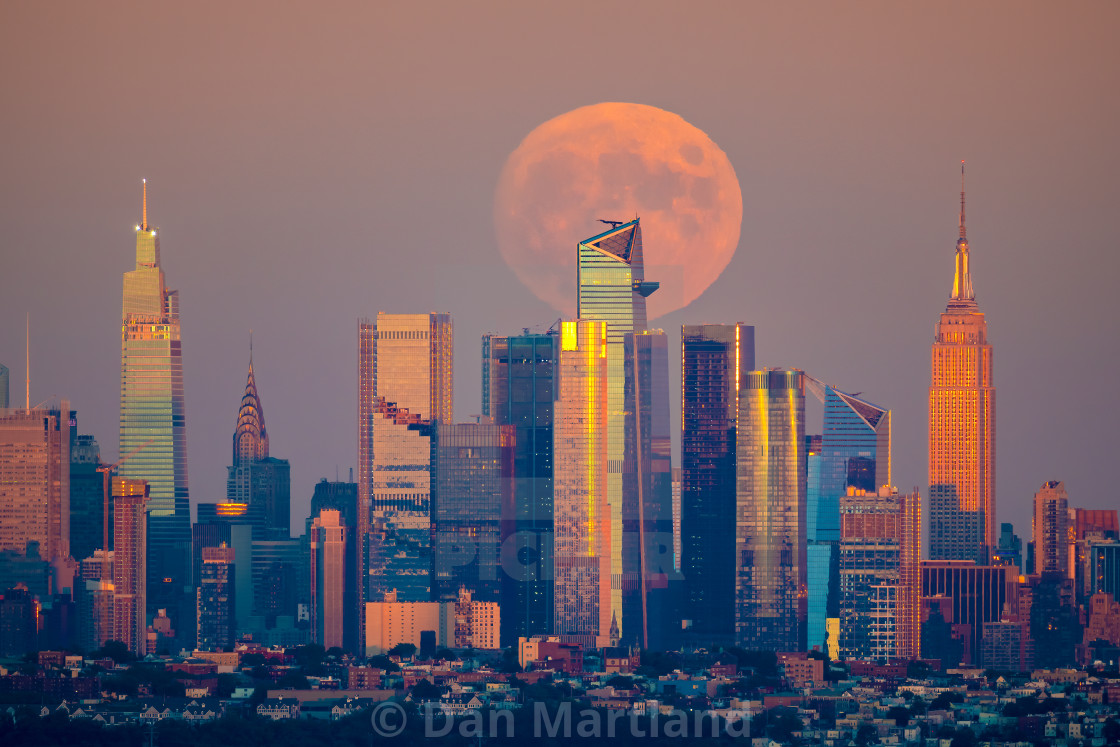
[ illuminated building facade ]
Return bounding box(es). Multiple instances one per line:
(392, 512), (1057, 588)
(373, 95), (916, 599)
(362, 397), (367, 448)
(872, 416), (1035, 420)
(838, 487), (921, 662)
(680, 324), (753, 646)
(621, 329), (675, 649)
(310, 508), (347, 650)
(226, 349), (290, 537)
(359, 313), (452, 623)
(1090, 542), (1120, 600)
(77, 549), (114, 651)
(0, 404), (71, 561)
(1031, 480), (1069, 577)
(808, 385), (892, 655)
(196, 544), (235, 651)
(482, 330), (557, 644)
(430, 421), (514, 604)
(112, 477), (148, 656)
(553, 320), (612, 647)
(577, 219), (658, 637)
(735, 369), (806, 651)
(119, 181), (191, 633)
(929, 166), (995, 563)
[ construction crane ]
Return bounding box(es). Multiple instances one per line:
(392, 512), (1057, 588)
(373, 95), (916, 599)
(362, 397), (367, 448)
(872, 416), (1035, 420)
(598, 219), (625, 228)
(96, 439), (153, 552)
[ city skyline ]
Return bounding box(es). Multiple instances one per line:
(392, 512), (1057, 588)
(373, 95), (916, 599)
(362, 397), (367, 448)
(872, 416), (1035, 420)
(2, 4), (1118, 542)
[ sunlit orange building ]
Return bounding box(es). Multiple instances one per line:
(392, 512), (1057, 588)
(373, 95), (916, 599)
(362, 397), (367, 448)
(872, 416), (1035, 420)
(552, 320), (613, 648)
(928, 165), (995, 563)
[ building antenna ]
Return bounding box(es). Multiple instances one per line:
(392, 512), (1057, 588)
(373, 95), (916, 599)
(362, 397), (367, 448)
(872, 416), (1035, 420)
(142, 178), (148, 231)
(25, 312), (30, 408)
(959, 160), (966, 240)
(249, 329), (253, 366)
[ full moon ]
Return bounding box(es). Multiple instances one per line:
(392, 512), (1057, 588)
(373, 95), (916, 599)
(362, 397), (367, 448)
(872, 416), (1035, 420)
(494, 102), (742, 320)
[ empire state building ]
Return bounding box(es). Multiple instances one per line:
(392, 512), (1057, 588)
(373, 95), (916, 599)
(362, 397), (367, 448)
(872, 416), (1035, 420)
(928, 164), (995, 563)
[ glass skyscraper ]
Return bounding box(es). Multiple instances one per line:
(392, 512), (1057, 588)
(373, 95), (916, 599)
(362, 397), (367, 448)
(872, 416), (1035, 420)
(553, 320), (612, 648)
(430, 421), (514, 604)
(622, 329), (675, 649)
(576, 218), (658, 642)
(680, 323), (754, 647)
(929, 166), (995, 563)
(735, 369), (806, 651)
(482, 330), (557, 644)
(806, 384), (892, 655)
(359, 313), (452, 611)
(119, 181), (191, 637)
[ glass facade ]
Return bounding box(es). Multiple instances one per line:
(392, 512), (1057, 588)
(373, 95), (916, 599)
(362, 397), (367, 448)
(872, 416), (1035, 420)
(119, 187), (191, 637)
(839, 488), (905, 662)
(360, 313), (453, 612)
(483, 331), (557, 644)
(735, 369), (806, 651)
(69, 434), (103, 563)
(577, 219), (656, 639)
(929, 181), (995, 563)
(808, 387), (892, 656)
(621, 329), (675, 649)
(680, 323), (753, 646)
(921, 561), (1017, 667)
(553, 320), (612, 647)
(431, 422), (513, 604)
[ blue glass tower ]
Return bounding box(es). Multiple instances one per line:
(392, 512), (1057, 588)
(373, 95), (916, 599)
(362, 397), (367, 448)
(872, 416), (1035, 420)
(805, 383), (891, 656)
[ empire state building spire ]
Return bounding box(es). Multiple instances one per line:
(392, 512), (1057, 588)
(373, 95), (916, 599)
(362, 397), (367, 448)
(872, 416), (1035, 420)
(949, 161), (975, 308)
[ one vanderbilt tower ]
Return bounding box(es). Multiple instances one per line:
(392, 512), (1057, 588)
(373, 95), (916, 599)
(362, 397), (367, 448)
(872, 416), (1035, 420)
(928, 164), (995, 564)
(120, 180), (191, 637)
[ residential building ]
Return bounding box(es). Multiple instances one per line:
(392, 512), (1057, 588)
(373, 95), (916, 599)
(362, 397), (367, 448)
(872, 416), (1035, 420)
(196, 544), (235, 651)
(0, 404), (72, 563)
(310, 509), (347, 650)
(111, 477), (148, 655)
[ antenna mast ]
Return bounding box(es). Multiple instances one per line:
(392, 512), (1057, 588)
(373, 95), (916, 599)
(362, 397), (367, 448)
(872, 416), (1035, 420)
(25, 313), (30, 409)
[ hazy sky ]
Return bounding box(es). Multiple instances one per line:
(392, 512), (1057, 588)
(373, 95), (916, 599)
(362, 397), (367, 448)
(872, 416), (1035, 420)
(2, 2), (1117, 539)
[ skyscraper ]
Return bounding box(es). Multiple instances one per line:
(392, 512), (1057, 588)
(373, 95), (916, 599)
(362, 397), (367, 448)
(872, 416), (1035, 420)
(806, 382), (892, 655)
(359, 313), (452, 616)
(622, 329), (675, 649)
(553, 320), (612, 647)
(430, 421), (514, 604)
(482, 330), (557, 644)
(1032, 481), (1069, 577)
(69, 435), (104, 564)
(0, 364), (8, 408)
(577, 219), (658, 637)
(680, 323), (754, 647)
(196, 544), (235, 651)
(226, 346), (290, 537)
(0, 403), (72, 562)
(119, 181), (191, 633)
(310, 508), (347, 650)
(735, 369), (806, 651)
(838, 487), (921, 662)
(112, 477), (148, 656)
(921, 560), (1017, 667)
(929, 165), (995, 563)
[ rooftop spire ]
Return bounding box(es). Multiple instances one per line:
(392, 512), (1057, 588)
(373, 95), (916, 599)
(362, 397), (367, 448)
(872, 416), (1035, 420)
(949, 161), (976, 307)
(141, 178), (148, 231)
(959, 161), (966, 240)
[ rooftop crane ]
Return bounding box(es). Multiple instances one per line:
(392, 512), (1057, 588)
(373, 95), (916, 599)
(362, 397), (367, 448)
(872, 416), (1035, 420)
(96, 439), (153, 552)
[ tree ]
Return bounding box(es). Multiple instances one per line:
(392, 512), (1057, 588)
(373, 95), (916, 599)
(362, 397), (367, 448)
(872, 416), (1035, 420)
(277, 670), (310, 689)
(93, 640), (136, 664)
(433, 647), (457, 661)
(388, 642), (417, 659)
(411, 678), (442, 701)
(368, 654), (401, 672)
(887, 705), (911, 726)
(605, 675), (634, 690)
(499, 646), (521, 673)
(906, 660), (931, 679)
(855, 722), (878, 745)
